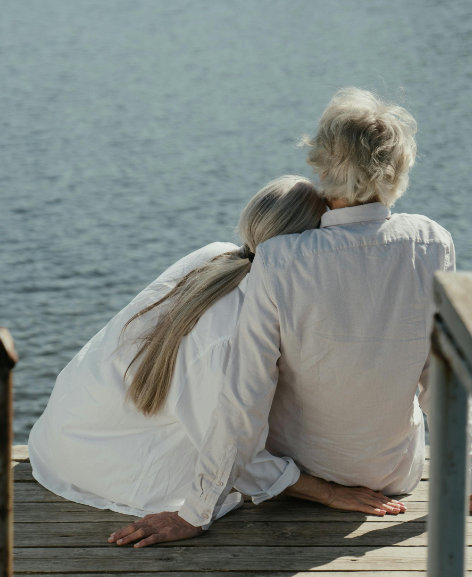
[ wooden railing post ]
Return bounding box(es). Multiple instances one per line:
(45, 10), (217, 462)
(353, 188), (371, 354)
(428, 328), (469, 577)
(0, 328), (17, 577)
(427, 272), (472, 577)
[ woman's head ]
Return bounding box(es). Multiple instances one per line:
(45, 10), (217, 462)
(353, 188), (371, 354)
(239, 175), (325, 254)
(303, 88), (417, 207)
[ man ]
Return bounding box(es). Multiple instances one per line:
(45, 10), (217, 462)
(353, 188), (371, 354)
(109, 88), (455, 547)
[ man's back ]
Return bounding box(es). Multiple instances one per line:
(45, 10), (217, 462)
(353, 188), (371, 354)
(263, 203), (455, 493)
(176, 88), (456, 531)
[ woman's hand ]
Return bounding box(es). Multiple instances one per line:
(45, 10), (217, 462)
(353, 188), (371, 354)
(285, 473), (406, 516)
(108, 511), (203, 548)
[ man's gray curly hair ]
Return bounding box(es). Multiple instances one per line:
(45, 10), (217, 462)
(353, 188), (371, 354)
(302, 87), (417, 207)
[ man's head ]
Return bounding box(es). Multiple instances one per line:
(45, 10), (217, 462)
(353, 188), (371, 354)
(303, 88), (417, 207)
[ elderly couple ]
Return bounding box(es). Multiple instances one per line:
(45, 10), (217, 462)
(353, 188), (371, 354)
(29, 87), (455, 547)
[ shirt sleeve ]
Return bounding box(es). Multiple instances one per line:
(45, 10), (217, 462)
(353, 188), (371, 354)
(178, 248), (296, 527)
(418, 356), (431, 416)
(233, 450), (300, 505)
(418, 232), (456, 418)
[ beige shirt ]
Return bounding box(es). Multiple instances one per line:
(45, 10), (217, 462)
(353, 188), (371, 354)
(178, 203), (455, 527)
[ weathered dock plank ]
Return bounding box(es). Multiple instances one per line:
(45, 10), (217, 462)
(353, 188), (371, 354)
(15, 573), (468, 577)
(13, 445), (471, 575)
(11, 545), (436, 572)
(14, 519), (433, 548)
(11, 446), (29, 463)
(12, 463), (35, 482)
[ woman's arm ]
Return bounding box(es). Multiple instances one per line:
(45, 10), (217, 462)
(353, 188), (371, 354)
(285, 473), (406, 516)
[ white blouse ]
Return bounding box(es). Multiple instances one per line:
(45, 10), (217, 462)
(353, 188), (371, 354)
(28, 242), (299, 520)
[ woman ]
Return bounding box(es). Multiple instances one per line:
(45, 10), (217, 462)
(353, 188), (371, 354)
(29, 175), (405, 528)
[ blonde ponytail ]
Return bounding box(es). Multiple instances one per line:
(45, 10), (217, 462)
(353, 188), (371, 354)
(124, 252), (250, 414)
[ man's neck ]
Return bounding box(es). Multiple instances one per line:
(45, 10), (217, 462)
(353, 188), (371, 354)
(328, 198), (380, 210)
(328, 199), (351, 209)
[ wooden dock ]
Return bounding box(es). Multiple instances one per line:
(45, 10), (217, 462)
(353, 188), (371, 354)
(11, 445), (472, 576)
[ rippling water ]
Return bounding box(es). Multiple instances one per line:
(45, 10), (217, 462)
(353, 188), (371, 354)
(2, 0), (471, 442)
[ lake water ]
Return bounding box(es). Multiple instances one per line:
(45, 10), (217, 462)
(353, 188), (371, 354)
(2, 0), (471, 442)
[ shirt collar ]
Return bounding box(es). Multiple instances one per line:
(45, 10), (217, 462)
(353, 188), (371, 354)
(321, 202), (391, 228)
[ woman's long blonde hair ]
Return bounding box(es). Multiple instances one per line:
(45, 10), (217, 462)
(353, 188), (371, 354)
(125, 175), (325, 415)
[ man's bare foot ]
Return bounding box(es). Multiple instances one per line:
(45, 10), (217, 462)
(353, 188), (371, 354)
(323, 483), (407, 516)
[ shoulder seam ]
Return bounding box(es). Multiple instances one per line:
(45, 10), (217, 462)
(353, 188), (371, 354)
(262, 237), (453, 266)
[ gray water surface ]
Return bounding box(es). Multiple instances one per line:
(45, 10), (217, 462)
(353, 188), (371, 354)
(1, 0), (471, 442)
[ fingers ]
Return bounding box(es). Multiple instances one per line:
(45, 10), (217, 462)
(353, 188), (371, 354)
(109, 521), (158, 547)
(108, 522), (139, 543)
(134, 534), (162, 548)
(133, 527), (183, 548)
(108, 519), (162, 548)
(116, 529), (146, 546)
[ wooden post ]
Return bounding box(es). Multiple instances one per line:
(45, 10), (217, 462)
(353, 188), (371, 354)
(428, 329), (469, 577)
(0, 328), (17, 577)
(428, 272), (472, 577)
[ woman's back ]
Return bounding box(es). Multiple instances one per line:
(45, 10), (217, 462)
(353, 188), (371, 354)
(28, 242), (242, 516)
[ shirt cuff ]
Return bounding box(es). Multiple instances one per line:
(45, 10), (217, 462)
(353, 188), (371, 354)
(178, 445), (238, 529)
(251, 457), (301, 505)
(178, 498), (214, 530)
